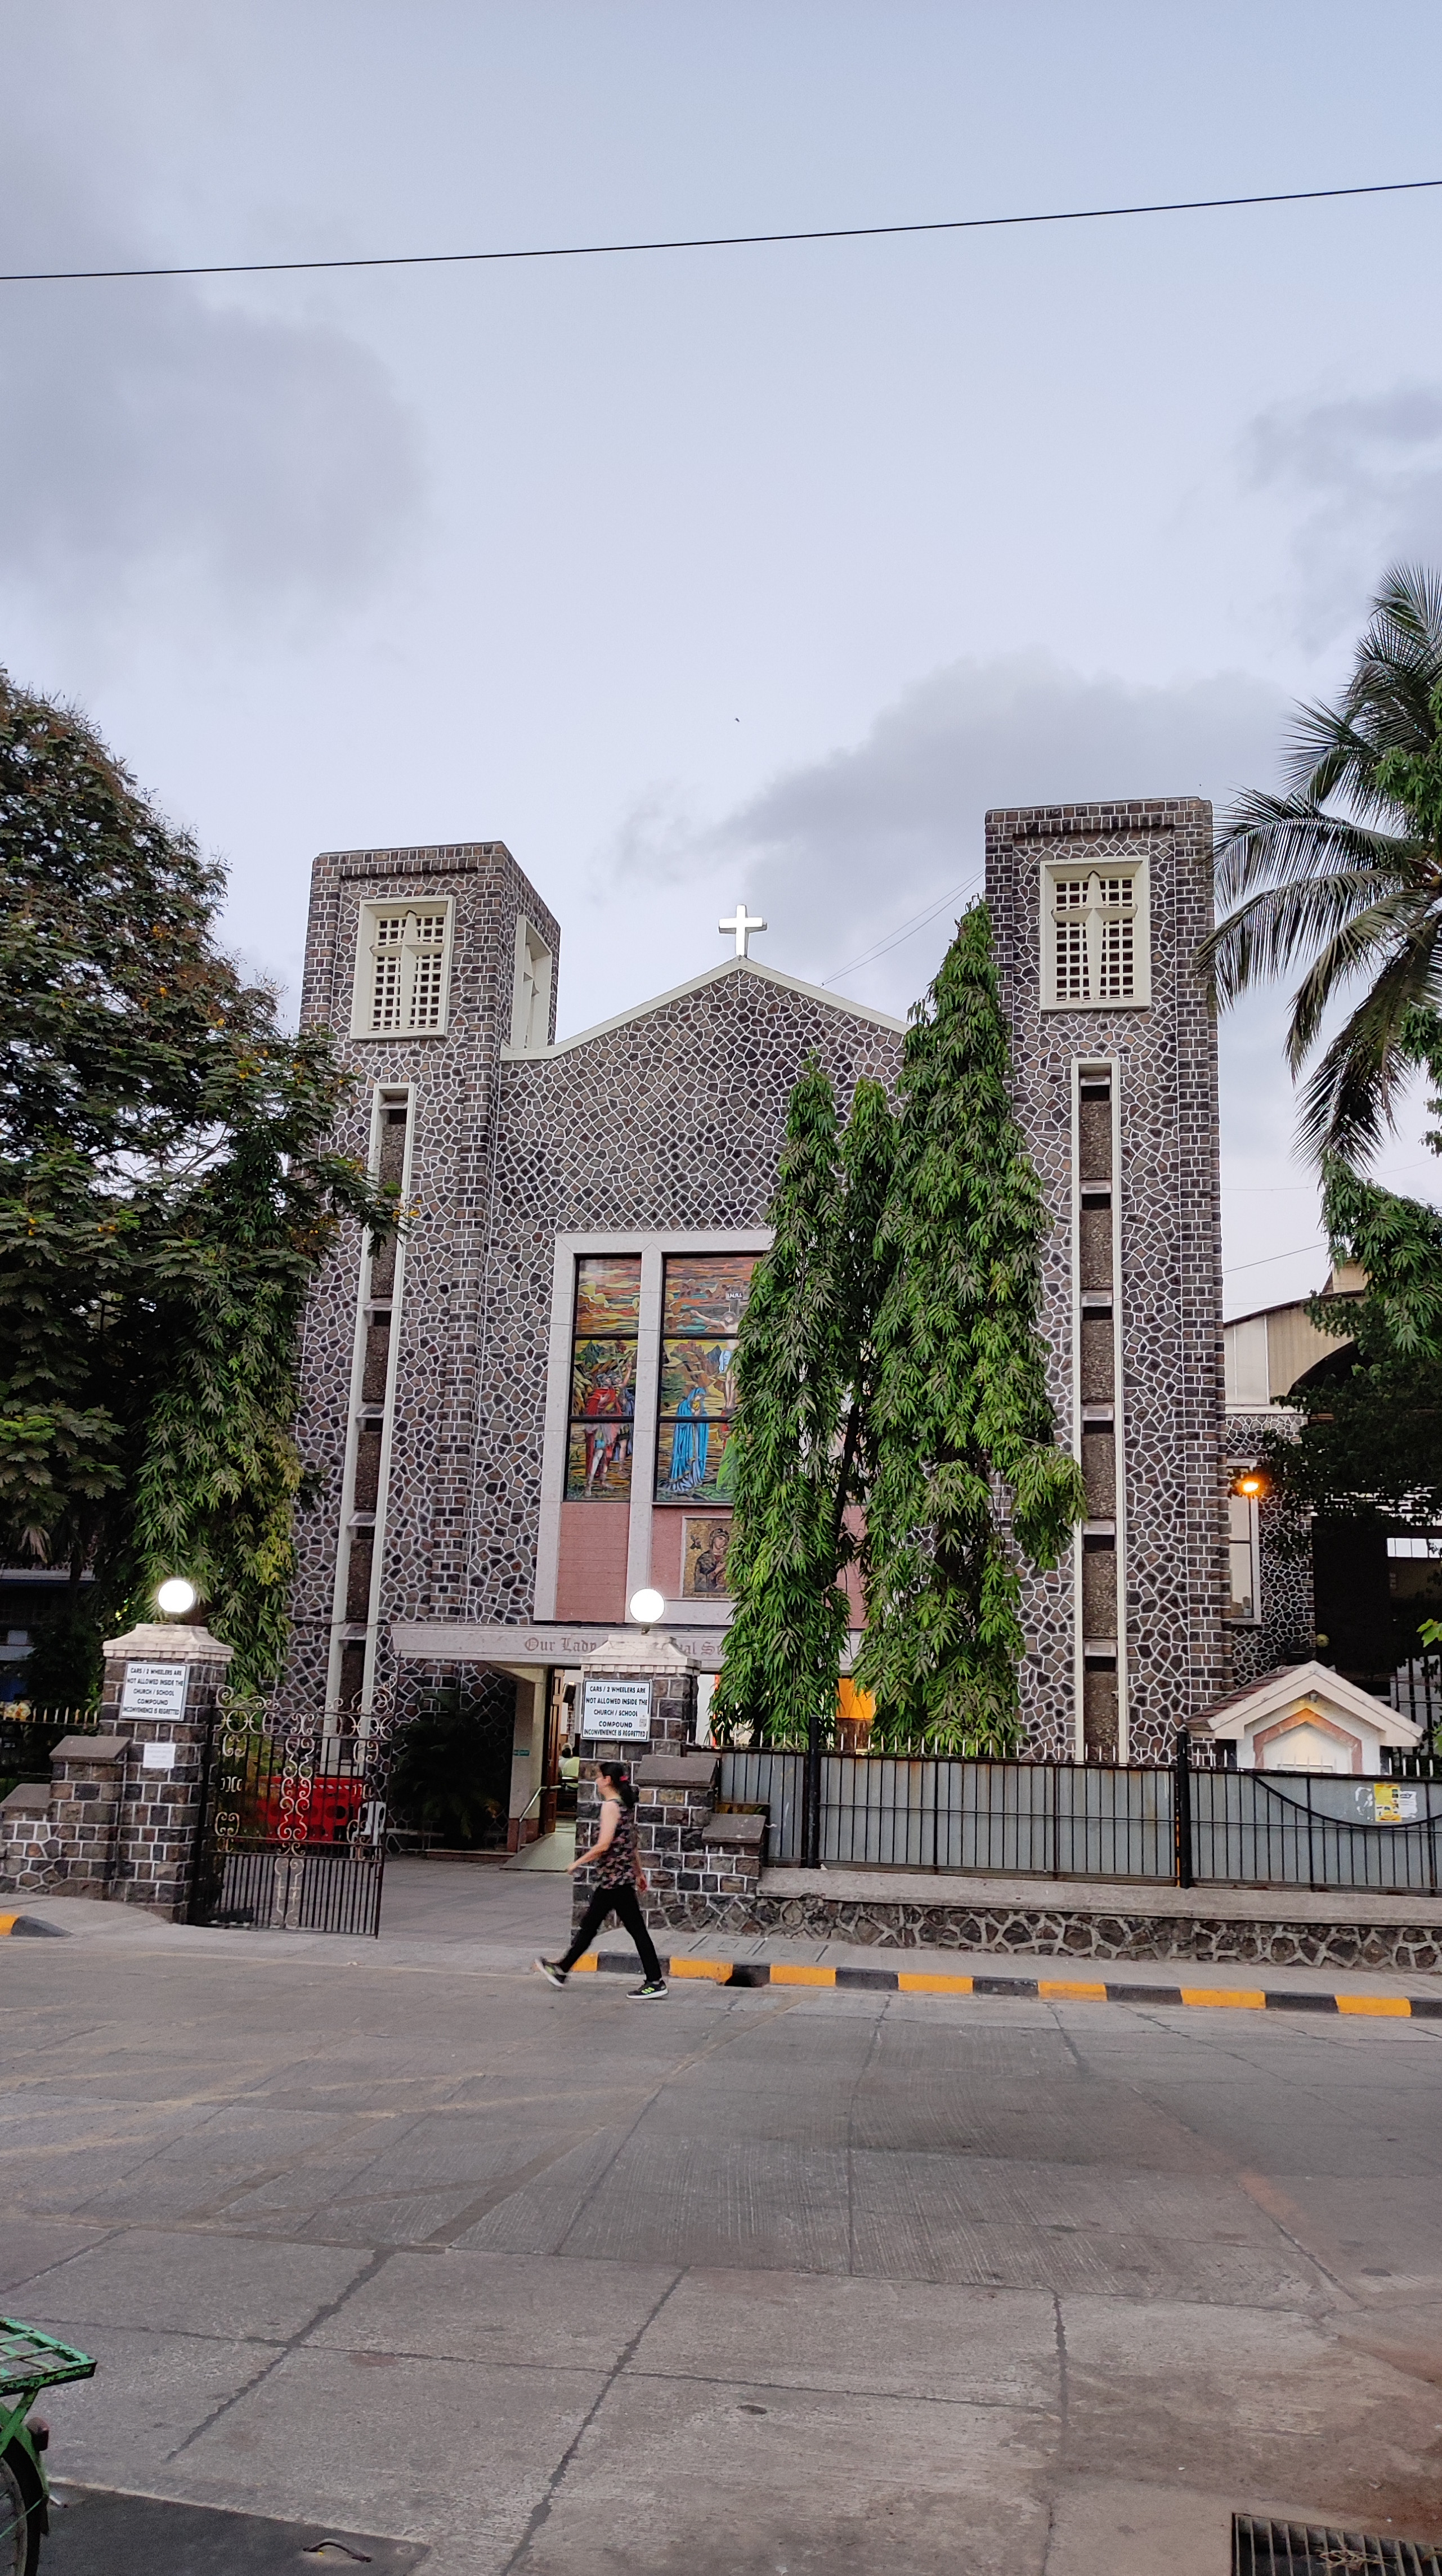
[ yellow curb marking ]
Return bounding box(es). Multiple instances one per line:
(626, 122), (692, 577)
(1180, 1987), (1266, 2009)
(897, 1971), (975, 1994)
(1337, 1994), (1412, 2016)
(571, 1955), (598, 1973)
(670, 1958), (733, 1982)
(0, 1916), (17, 1936)
(1039, 1979), (1108, 2001)
(769, 1963), (836, 1987)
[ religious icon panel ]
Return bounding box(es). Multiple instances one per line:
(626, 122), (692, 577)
(567, 1422), (634, 1500)
(656, 1411), (735, 1501)
(575, 1256), (643, 1335)
(661, 1254), (758, 1338)
(567, 1254), (641, 1499)
(682, 1515), (733, 1597)
(659, 1336), (738, 1416)
(571, 1339), (637, 1419)
(654, 1251), (758, 1502)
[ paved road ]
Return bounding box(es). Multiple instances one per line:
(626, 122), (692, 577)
(5, 1865), (1442, 2574)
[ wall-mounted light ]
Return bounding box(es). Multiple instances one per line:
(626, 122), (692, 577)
(1233, 1473), (1268, 1500)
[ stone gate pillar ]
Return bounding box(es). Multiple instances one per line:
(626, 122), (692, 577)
(99, 1620), (235, 1918)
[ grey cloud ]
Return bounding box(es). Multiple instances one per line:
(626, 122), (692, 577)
(612, 653), (1287, 1012)
(0, 136), (422, 630)
(1244, 385), (1442, 647)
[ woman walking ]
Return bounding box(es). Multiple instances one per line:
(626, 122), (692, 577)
(535, 1761), (668, 1998)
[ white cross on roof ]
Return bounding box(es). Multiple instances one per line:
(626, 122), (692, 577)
(719, 901), (766, 958)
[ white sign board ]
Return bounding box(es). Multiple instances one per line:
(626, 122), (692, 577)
(141, 1740), (178, 1771)
(581, 1678), (653, 1741)
(119, 1662), (189, 1720)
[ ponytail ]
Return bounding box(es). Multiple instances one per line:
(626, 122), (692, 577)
(597, 1762), (638, 1812)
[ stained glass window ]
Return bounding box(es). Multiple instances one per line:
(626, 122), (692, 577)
(655, 1254), (758, 1501)
(566, 1256), (641, 1499)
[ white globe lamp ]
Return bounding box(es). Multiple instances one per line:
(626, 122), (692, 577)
(156, 1577), (198, 1618)
(628, 1587), (665, 1631)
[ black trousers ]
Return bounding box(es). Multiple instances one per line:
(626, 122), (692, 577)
(559, 1881), (662, 1982)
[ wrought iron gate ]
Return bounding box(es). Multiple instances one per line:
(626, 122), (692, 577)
(189, 1696), (395, 1937)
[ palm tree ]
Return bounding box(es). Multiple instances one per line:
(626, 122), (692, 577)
(1201, 563), (1442, 1163)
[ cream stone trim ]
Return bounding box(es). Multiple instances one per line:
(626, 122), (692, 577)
(500, 956), (904, 1061)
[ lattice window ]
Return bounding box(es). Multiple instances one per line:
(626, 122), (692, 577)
(352, 902), (454, 1038)
(1043, 863), (1149, 1009)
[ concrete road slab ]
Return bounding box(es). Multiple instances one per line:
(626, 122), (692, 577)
(302, 2246), (678, 2369)
(160, 2342), (616, 2566)
(8, 2228), (375, 2341)
(1060, 2295), (1442, 2531)
(626, 2267), (1059, 2407)
(23, 2321), (281, 2489)
(555, 2132), (854, 2272)
(1042, 2475), (1234, 2576)
(509, 2369), (1055, 2576)
(0, 2216), (112, 2300)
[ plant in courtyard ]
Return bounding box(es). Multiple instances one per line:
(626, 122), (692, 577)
(856, 905), (1085, 1756)
(1200, 563), (1442, 1164)
(0, 671), (396, 1695)
(710, 1061), (894, 1749)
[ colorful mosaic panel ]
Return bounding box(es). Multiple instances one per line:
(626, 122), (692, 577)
(567, 1254), (640, 1498)
(661, 1254), (758, 1338)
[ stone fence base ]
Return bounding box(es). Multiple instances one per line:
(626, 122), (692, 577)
(646, 1866), (1442, 1977)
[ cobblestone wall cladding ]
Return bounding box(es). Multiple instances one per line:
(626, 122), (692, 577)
(289, 844), (563, 1706)
(650, 1887), (1442, 1973)
(987, 798), (1228, 1760)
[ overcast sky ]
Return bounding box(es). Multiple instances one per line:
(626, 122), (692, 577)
(5, 0), (1442, 1312)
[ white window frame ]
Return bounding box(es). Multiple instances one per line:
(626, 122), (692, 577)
(350, 897), (455, 1040)
(510, 917), (554, 1051)
(1041, 858), (1150, 1011)
(1227, 1491), (1262, 1624)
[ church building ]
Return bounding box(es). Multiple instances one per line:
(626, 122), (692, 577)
(287, 796), (1229, 1805)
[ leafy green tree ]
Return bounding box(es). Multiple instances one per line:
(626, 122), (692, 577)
(1257, 1160), (1442, 1533)
(1201, 564), (1442, 1162)
(856, 905), (1085, 1754)
(0, 671), (393, 1696)
(711, 1062), (894, 1751)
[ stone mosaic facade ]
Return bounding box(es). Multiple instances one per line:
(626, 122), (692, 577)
(290, 808), (1231, 1761)
(987, 800), (1228, 1763)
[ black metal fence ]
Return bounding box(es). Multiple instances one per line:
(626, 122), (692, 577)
(190, 1700), (391, 1938)
(718, 1738), (1442, 1893)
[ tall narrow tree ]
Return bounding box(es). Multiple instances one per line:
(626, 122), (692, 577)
(710, 1061), (894, 1751)
(856, 904), (1084, 1754)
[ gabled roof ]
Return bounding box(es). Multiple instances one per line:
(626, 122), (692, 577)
(1202, 1659), (1419, 1745)
(501, 954), (906, 1062)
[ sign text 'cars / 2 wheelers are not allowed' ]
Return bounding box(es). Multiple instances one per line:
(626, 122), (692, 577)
(580, 1678), (653, 1741)
(119, 1662), (191, 1720)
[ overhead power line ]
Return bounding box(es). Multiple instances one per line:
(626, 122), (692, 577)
(2, 174), (1440, 288)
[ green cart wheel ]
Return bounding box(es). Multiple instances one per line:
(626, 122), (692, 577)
(0, 2441), (41, 2576)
